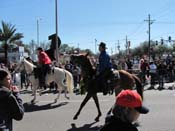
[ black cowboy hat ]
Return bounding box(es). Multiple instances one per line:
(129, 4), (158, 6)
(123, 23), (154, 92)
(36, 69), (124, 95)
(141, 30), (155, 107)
(99, 42), (107, 49)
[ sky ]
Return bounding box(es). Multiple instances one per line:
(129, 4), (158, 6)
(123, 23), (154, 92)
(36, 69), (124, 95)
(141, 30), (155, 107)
(1, 0), (175, 55)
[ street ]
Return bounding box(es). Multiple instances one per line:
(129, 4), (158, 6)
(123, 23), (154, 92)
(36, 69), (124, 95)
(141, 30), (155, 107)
(14, 84), (175, 131)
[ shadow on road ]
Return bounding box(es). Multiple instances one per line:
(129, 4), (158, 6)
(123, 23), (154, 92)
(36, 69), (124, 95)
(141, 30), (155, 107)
(23, 102), (68, 112)
(20, 89), (33, 94)
(67, 122), (102, 131)
(20, 89), (59, 95)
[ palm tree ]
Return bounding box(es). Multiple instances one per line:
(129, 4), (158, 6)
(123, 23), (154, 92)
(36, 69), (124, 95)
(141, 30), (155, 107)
(0, 21), (23, 65)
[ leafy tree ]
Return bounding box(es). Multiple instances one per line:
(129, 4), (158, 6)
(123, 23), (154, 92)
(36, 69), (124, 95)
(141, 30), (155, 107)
(59, 44), (73, 53)
(0, 21), (23, 65)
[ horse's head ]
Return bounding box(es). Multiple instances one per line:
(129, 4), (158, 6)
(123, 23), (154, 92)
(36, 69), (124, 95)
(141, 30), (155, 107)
(15, 58), (35, 74)
(70, 53), (96, 77)
(70, 55), (83, 65)
(70, 52), (89, 64)
(15, 58), (26, 73)
(70, 52), (92, 67)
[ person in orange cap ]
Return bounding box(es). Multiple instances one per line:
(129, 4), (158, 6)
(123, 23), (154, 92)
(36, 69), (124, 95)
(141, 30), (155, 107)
(100, 89), (149, 131)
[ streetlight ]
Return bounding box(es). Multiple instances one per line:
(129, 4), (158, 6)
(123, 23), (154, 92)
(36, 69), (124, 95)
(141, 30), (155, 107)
(37, 18), (42, 47)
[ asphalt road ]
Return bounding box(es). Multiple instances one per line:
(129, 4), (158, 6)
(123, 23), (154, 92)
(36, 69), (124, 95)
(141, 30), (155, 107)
(13, 84), (175, 131)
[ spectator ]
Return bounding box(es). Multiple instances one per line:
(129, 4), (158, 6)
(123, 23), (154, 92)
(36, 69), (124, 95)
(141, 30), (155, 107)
(0, 69), (24, 131)
(157, 60), (166, 90)
(20, 69), (28, 89)
(148, 61), (157, 89)
(166, 54), (171, 65)
(139, 59), (149, 85)
(64, 61), (73, 73)
(100, 90), (149, 131)
(126, 58), (133, 73)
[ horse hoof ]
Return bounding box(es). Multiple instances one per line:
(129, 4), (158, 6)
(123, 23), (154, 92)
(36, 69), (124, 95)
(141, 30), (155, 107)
(54, 99), (57, 103)
(66, 97), (70, 100)
(94, 116), (100, 122)
(31, 99), (36, 104)
(73, 115), (78, 120)
(94, 117), (99, 122)
(95, 113), (102, 122)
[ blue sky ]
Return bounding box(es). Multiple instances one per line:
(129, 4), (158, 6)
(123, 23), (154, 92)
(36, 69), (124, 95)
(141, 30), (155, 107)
(1, 0), (175, 54)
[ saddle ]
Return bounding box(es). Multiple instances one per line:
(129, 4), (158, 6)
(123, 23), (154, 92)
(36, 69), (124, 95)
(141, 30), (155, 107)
(47, 64), (52, 74)
(100, 69), (120, 95)
(33, 65), (53, 79)
(33, 67), (40, 78)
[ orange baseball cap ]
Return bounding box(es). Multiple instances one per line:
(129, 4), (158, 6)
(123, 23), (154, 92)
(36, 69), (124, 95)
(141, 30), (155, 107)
(116, 90), (149, 114)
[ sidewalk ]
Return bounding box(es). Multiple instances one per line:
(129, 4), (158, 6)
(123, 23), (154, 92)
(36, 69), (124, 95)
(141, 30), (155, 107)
(144, 81), (175, 90)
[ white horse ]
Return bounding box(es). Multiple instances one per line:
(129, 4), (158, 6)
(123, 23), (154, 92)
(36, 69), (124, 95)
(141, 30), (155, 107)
(15, 58), (74, 103)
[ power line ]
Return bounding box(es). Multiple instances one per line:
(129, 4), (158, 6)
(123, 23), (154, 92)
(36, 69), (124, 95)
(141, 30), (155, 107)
(153, 0), (175, 19)
(128, 21), (147, 38)
(144, 14), (155, 62)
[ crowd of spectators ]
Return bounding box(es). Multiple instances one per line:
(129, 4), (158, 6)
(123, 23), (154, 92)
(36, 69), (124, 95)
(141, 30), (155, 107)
(1, 52), (175, 91)
(110, 54), (175, 90)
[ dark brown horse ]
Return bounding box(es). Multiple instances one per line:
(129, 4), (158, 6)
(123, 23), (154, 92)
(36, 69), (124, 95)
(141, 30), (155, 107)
(70, 53), (143, 121)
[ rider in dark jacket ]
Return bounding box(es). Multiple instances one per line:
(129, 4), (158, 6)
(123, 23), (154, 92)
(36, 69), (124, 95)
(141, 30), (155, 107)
(0, 69), (24, 131)
(98, 42), (112, 73)
(97, 42), (112, 95)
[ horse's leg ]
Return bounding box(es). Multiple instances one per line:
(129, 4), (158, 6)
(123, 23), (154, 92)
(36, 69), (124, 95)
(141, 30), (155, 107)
(55, 82), (64, 103)
(55, 79), (70, 101)
(64, 87), (70, 99)
(54, 86), (61, 103)
(132, 75), (143, 98)
(61, 84), (70, 99)
(73, 93), (92, 120)
(39, 88), (42, 96)
(31, 86), (37, 103)
(92, 94), (102, 121)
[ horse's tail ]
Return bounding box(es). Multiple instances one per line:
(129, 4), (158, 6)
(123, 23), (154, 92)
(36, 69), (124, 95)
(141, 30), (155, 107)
(132, 74), (143, 99)
(64, 70), (74, 93)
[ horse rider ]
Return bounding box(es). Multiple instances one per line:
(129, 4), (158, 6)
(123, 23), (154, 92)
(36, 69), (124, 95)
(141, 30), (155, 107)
(97, 42), (113, 95)
(36, 47), (52, 89)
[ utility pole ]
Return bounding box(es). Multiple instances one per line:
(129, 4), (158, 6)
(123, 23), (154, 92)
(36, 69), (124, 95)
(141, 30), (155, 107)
(37, 18), (42, 46)
(144, 14), (155, 62)
(37, 19), (39, 46)
(95, 39), (97, 54)
(125, 35), (128, 50)
(117, 40), (120, 53)
(125, 35), (128, 56)
(55, 0), (59, 64)
(115, 42), (117, 54)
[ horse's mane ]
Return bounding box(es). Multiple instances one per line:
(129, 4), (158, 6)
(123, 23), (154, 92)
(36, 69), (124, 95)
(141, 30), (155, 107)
(22, 58), (36, 70)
